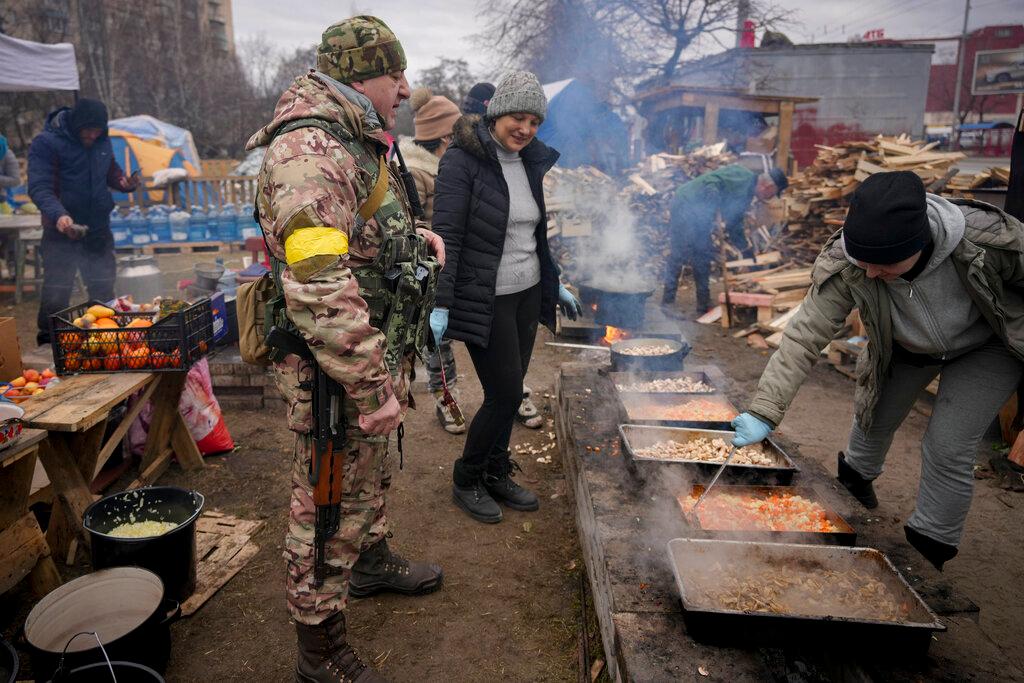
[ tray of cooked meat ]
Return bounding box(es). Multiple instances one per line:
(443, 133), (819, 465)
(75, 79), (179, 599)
(610, 371), (718, 395)
(618, 425), (798, 485)
(677, 484), (856, 545)
(617, 392), (738, 429)
(667, 538), (945, 656)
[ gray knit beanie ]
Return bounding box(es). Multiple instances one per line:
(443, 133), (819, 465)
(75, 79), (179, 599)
(486, 70), (547, 122)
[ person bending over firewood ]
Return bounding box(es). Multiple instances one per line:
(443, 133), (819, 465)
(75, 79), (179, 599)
(662, 164), (787, 314)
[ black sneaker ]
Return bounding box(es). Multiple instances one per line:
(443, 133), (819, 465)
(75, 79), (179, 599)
(452, 481), (502, 524)
(904, 526), (958, 571)
(485, 459), (539, 511)
(837, 452), (879, 509)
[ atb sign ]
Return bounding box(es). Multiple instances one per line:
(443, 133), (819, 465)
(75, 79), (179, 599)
(972, 48), (1024, 95)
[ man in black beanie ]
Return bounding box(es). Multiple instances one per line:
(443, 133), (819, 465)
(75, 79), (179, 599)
(730, 170), (1024, 571)
(461, 82), (495, 116)
(28, 98), (139, 345)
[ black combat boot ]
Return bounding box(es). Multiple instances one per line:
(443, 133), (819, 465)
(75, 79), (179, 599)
(485, 458), (539, 511)
(905, 525), (958, 571)
(837, 452), (879, 509)
(295, 611), (386, 683)
(348, 536), (443, 598)
(452, 479), (503, 523)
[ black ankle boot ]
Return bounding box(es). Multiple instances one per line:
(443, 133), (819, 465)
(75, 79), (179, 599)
(295, 611), (386, 682)
(349, 536), (443, 598)
(452, 480), (503, 523)
(837, 452), (878, 509)
(485, 459), (539, 511)
(905, 526), (958, 571)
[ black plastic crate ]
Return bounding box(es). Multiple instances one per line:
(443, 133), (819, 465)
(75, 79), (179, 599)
(50, 299), (213, 375)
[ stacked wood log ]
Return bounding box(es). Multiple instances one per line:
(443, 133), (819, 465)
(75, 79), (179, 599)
(947, 166), (1011, 192)
(781, 134), (967, 266)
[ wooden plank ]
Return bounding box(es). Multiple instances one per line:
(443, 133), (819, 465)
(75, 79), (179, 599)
(703, 101), (720, 145)
(0, 429), (47, 468)
(725, 251), (782, 269)
(0, 513), (50, 594)
(128, 448), (173, 490)
(0, 449), (36, 530)
(181, 540), (259, 616)
(717, 291), (774, 307)
(92, 377), (160, 479)
(777, 101), (794, 172)
(21, 372), (153, 432)
(695, 306), (722, 325)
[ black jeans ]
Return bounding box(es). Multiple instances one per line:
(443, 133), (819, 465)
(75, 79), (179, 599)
(453, 283), (541, 486)
(36, 229), (116, 345)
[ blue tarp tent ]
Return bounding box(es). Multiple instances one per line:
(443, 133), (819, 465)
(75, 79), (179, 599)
(537, 79), (628, 173)
(108, 115), (202, 173)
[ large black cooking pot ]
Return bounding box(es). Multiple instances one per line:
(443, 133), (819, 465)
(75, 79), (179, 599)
(610, 337), (689, 372)
(578, 279), (656, 330)
(49, 661), (165, 682)
(83, 486), (205, 602)
(25, 567), (178, 681)
(0, 638), (17, 683)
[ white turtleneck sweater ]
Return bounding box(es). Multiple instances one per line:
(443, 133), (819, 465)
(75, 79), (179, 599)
(493, 140), (542, 296)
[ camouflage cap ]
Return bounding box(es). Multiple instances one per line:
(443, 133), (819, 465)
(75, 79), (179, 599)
(317, 15), (407, 83)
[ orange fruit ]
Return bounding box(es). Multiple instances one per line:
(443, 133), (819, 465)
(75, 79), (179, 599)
(58, 331), (83, 350)
(94, 318), (119, 329)
(169, 349), (182, 368)
(64, 353), (81, 372)
(23, 369), (41, 383)
(125, 346), (151, 370)
(82, 357), (102, 371)
(10, 377), (26, 388)
(103, 355), (122, 371)
(127, 318), (153, 328)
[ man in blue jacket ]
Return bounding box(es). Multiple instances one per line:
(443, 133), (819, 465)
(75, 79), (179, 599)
(28, 98), (138, 345)
(662, 164), (787, 314)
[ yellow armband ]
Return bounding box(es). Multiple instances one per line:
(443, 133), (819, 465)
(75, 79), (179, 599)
(284, 227), (349, 265)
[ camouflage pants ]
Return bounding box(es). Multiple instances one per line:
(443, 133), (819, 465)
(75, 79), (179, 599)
(423, 340), (457, 393)
(285, 426), (391, 625)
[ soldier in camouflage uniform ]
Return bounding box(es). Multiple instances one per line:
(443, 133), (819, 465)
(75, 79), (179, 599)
(246, 16), (445, 683)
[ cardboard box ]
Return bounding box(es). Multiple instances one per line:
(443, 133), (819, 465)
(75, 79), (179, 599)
(0, 317), (23, 383)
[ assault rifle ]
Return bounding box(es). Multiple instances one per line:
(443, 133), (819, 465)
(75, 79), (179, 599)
(265, 325), (345, 588)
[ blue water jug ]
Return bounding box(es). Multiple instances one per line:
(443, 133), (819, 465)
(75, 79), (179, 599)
(129, 208), (151, 245)
(110, 209), (130, 246)
(239, 204), (260, 240)
(169, 209), (190, 242)
(150, 206), (172, 242)
(188, 205), (208, 242)
(218, 203), (239, 242)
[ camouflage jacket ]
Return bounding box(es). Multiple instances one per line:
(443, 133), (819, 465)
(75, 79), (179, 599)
(246, 71), (415, 432)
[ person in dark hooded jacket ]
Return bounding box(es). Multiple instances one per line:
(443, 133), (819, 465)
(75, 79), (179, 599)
(431, 71), (582, 524)
(28, 98), (138, 345)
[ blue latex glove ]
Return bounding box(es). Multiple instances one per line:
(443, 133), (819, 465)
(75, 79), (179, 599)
(558, 284), (583, 321)
(429, 308), (449, 348)
(731, 412), (773, 447)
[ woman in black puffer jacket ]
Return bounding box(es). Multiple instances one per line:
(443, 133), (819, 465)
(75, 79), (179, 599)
(430, 71), (581, 524)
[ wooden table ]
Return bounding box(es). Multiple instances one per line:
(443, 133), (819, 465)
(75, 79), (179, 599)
(0, 428), (61, 597)
(20, 371), (205, 561)
(0, 214), (43, 303)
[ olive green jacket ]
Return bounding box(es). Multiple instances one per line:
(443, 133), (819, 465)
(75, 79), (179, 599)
(749, 199), (1024, 430)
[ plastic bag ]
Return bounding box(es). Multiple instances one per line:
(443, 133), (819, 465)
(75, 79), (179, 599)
(126, 357), (234, 456)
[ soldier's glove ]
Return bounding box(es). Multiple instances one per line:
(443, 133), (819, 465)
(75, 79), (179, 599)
(731, 412), (773, 447)
(430, 307), (449, 348)
(558, 285), (583, 321)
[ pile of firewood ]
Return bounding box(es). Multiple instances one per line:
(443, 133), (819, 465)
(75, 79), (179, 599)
(777, 135), (968, 264)
(947, 165), (1011, 192)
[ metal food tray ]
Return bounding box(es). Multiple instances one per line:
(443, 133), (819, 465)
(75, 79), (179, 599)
(618, 391), (738, 430)
(667, 538), (946, 656)
(609, 371), (719, 395)
(677, 483), (856, 545)
(618, 425), (798, 485)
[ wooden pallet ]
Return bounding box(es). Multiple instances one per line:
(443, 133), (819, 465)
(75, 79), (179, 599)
(181, 510), (264, 616)
(115, 240), (245, 256)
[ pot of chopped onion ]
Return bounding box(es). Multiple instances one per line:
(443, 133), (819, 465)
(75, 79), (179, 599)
(83, 486), (205, 602)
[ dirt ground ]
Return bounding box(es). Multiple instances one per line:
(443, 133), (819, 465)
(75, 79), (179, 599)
(3, 268), (1023, 681)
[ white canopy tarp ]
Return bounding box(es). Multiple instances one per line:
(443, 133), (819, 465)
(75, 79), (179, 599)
(0, 33), (80, 92)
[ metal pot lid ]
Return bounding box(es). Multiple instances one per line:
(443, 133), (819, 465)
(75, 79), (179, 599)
(24, 567), (165, 653)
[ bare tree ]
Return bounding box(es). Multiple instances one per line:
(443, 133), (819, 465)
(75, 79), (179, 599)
(416, 58), (477, 104)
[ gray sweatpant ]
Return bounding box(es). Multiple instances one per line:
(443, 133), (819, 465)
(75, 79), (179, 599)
(845, 338), (1023, 546)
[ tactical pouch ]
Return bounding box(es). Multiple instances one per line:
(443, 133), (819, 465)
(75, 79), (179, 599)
(237, 272), (279, 366)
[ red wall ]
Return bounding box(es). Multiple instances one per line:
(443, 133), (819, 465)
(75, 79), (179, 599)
(927, 24), (1024, 116)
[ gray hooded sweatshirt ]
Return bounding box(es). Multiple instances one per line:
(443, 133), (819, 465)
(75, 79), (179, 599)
(844, 193), (993, 360)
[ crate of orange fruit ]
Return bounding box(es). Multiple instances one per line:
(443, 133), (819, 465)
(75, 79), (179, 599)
(49, 299), (213, 376)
